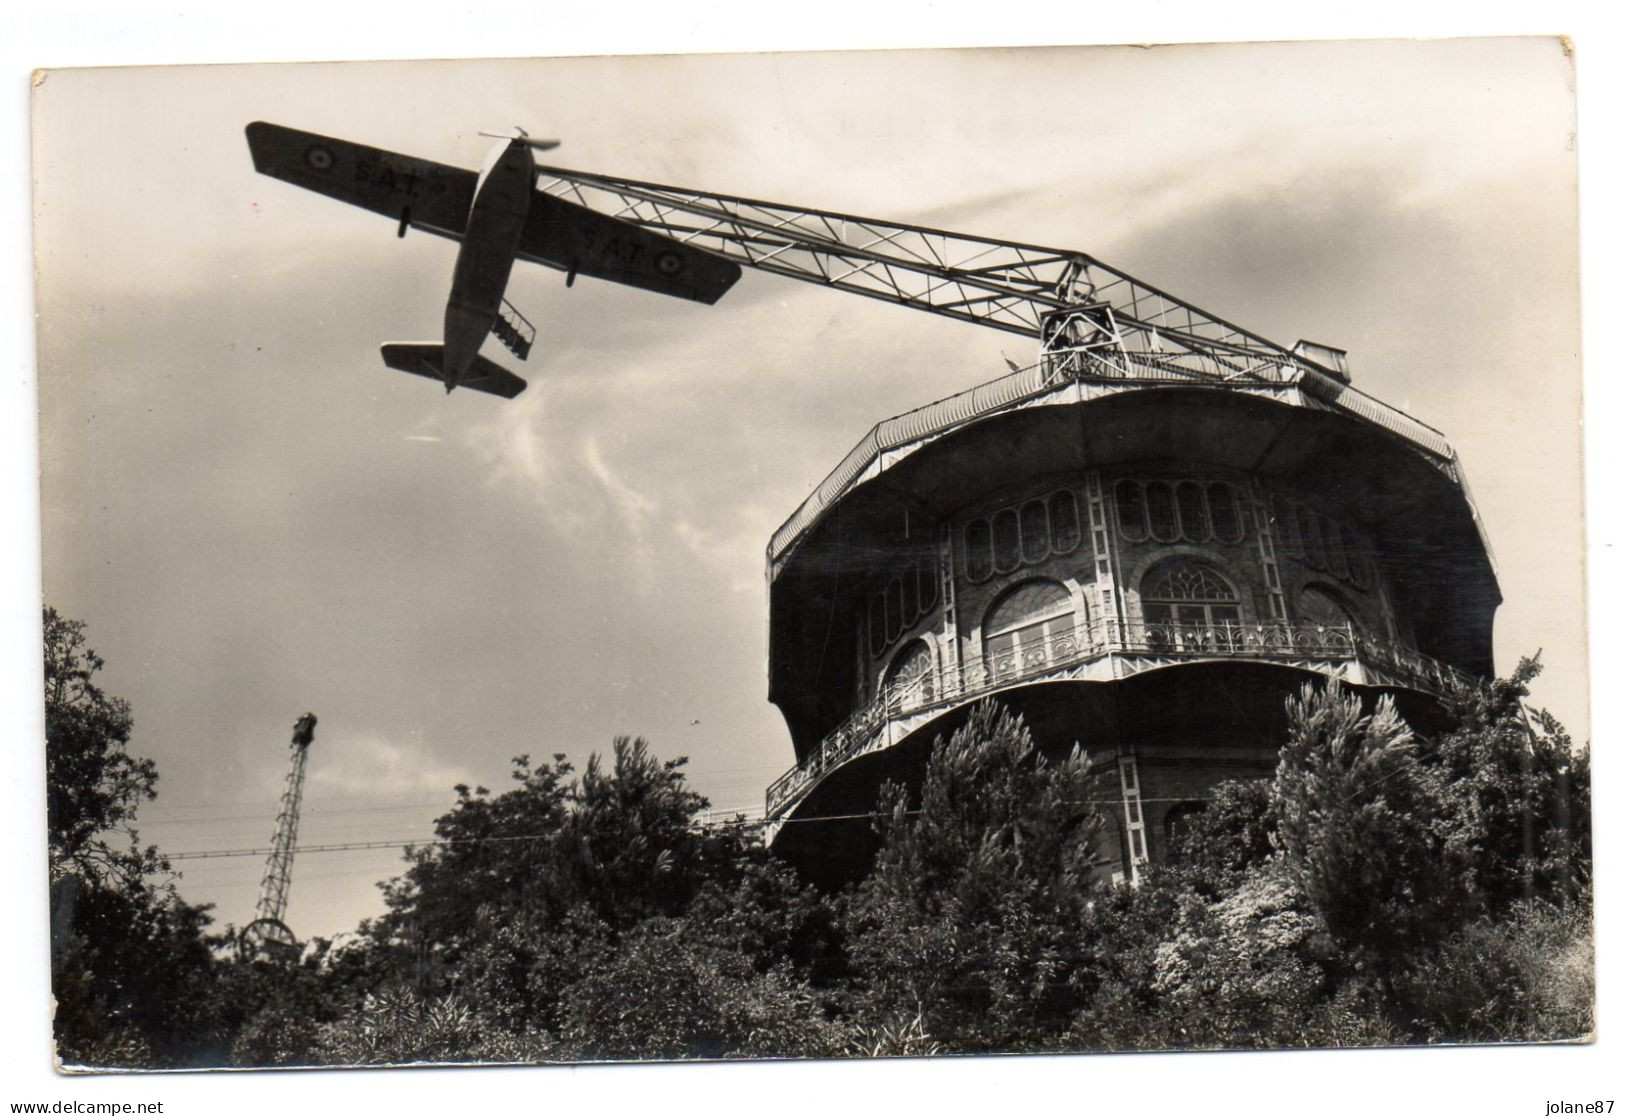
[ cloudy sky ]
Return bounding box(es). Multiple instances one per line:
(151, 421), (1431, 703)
(30, 40), (1583, 940)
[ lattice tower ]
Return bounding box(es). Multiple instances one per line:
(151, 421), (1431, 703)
(254, 713), (317, 925)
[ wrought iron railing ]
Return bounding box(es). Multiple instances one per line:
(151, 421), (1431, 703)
(764, 619), (1475, 817)
(1043, 345), (1303, 386)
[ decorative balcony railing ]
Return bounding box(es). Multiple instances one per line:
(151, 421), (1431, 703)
(765, 619), (1476, 818)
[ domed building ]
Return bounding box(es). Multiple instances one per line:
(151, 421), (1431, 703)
(762, 323), (1498, 886)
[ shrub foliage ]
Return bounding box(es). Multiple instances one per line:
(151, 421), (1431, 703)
(44, 608), (1591, 1064)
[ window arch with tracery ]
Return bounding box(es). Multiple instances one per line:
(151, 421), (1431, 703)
(883, 640), (935, 710)
(982, 579), (1079, 681)
(1144, 562), (1241, 633)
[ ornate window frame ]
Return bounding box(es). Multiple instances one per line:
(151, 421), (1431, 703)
(979, 577), (1083, 681)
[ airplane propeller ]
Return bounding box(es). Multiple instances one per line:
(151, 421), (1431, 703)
(478, 127), (560, 151)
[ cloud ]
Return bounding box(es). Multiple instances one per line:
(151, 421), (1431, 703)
(308, 731), (474, 801)
(581, 434), (658, 530)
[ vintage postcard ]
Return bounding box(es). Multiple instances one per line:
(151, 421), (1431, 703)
(30, 39), (1589, 1076)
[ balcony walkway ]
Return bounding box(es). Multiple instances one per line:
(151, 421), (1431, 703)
(765, 619), (1475, 819)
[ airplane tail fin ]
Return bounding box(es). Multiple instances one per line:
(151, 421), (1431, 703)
(380, 343), (528, 400)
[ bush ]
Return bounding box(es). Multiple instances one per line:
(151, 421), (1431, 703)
(1393, 898), (1594, 1044)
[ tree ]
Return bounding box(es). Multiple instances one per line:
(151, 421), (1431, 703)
(1160, 776), (1275, 897)
(364, 735), (814, 1048)
(1427, 657), (1591, 911)
(1270, 682), (1468, 976)
(841, 701), (1103, 1051)
(44, 607), (162, 887)
(43, 608), (220, 1067)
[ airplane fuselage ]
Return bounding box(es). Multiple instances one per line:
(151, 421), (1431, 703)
(442, 139), (536, 389)
(246, 120), (743, 400)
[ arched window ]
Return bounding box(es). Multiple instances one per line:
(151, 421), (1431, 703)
(1142, 560), (1240, 625)
(1141, 559), (1240, 650)
(983, 579), (1078, 681)
(883, 640), (935, 710)
(1297, 585), (1355, 628)
(1297, 585), (1360, 653)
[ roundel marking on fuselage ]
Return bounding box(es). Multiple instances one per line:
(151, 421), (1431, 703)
(304, 145), (336, 171)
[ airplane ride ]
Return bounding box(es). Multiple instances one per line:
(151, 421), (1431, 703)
(245, 122), (742, 398)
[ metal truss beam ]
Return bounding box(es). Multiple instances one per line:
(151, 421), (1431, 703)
(535, 165), (1310, 381)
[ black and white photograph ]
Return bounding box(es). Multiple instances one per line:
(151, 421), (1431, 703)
(10, 17), (1614, 1111)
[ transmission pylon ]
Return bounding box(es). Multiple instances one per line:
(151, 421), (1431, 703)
(238, 712), (317, 962)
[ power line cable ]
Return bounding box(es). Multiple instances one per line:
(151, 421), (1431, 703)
(163, 793), (1217, 861)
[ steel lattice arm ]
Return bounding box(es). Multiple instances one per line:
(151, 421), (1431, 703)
(534, 165), (1313, 383)
(255, 713), (317, 924)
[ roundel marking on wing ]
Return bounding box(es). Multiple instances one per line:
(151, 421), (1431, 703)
(304, 145), (336, 171)
(656, 250), (684, 276)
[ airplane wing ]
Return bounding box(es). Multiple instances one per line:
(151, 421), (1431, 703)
(245, 122), (476, 240)
(518, 190), (742, 305)
(247, 121), (740, 303)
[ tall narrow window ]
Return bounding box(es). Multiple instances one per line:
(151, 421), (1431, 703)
(1176, 481), (1210, 541)
(1272, 495), (1303, 558)
(1326, 521), (1352, 580)
(965, 519), (993, 582)
(1020, 500), (1050, 563)
(918, 554), (939, 609)
(992, 509), (1021, 574)
(1049, 489), (1082, 552)
(1116, 480), (1148, 541)
(983, 579), (1077, 681)
(867, 595), (886, 657)
(1209, 483), (1244, 544)
(1145, 481), (1179, 542)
